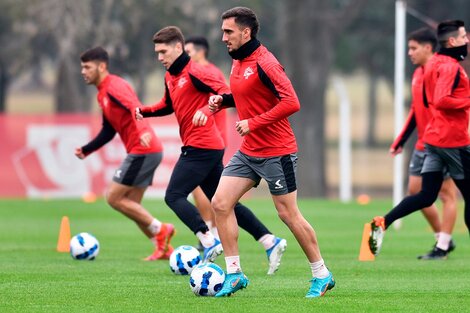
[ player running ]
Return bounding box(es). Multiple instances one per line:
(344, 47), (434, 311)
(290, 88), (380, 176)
(136, 26), (287, 272)
(194, 7), (335, 298)
(76, 47), (175, 261)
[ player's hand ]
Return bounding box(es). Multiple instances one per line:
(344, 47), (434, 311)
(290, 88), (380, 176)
(208, 95), (223, 113)
(75, 147), (85, 159)
(235, 120), (250, 136)
(135, 107), (143, 120)
(389, 146), (403, 156)
(140, 132), (151, 147)
(193, 110), (208, 126)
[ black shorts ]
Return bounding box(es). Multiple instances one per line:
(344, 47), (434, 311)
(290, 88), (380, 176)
(112, 152), (162, 188)
(422, 144), (470, 180)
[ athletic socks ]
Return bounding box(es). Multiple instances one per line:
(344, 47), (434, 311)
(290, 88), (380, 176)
(436, 232), (452, 251)
(147, 218), (162, 236)
(225, 256), (242, 274)
(196, 230), (216, 248)
(310, 259), (329, 279)
(258, 233), (276, 250)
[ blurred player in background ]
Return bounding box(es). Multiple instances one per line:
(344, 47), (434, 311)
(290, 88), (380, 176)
(184, 36), (226, 245)
(137, 26), (287, 271)
(76, 46), (175, 261)
(194, 7), (335, 298)
(389, 28), (457, 259)
(370, 20), (470, 260)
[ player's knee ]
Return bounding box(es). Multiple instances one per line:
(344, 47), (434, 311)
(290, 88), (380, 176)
(106, 191), (121, 211)
(211, 195), (228, 215)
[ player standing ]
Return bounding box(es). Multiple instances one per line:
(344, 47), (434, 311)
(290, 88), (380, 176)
(370, 20), (470, 259)
(137, 26), (287, 272)
(194, 7), (335, 298)
(76, 47), (175, 261)
(389, 28), (458, 259)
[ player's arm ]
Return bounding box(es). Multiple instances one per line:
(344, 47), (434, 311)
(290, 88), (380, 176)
(190, 70), (233, 126)
(139, 83), (175, 118)
(77, 114), (116, 158)
(248, 62), (300, 132)
(390, 108), (417, 155)
(434, 65), (470, 110)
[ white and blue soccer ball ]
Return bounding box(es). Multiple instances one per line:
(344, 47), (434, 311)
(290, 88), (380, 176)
(169, 245), (201, 275)
(189, 263), (225, 296)
(70, 232), (100, 260)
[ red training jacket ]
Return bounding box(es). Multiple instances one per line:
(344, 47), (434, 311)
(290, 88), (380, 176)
(140, 55), (229, 150)
(391, 66), (431, 152)
(229, 45), (299, 157)
(423, 53), (470, 148)
(83, 74), (162, 155)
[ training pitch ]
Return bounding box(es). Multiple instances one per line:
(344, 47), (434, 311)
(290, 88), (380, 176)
(0, 198), (469, 312)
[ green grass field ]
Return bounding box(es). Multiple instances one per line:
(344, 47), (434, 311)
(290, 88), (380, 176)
(1, 198), (469, 312)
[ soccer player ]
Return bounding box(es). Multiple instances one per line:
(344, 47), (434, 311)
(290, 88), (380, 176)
(370, 20), (470, 259)
(194, 7), (335, 298)
(76, 47), (175, 261)
(389, 28), (458, 259)
(184, 36), (226, 242)
(136, 26), (287, 272)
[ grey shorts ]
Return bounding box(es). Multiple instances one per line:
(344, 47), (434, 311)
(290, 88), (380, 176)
(409, 149), (450, 178)
(222, 150), (298, 195)
(112, 152), (162, 188)
(422, 144), (470, 180)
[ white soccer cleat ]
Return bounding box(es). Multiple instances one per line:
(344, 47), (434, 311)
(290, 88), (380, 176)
(266, 237), (287, 275)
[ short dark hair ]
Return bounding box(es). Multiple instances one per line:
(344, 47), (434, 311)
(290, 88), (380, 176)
(408, 28), (438, 51)
(437, 20), (465, 47)
(185, 36), (210, 57)
(222, 7), (259, 38)
(153, 26), (185, 46)
(80, 46), (109, 64)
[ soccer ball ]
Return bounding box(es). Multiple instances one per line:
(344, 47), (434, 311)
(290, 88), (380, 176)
(169, 245), (201, 275)
(70, 232), (100, 260)
(189, 263), (225, 296)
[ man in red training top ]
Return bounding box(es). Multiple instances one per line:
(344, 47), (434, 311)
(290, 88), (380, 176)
(136, 26), (287, 271)
(389, 28), (457, 260)
(76, 47), (174, 261)
(194, 7), (334, 298)
(184, 36), (226, 244)
(370, 20), (470, 260)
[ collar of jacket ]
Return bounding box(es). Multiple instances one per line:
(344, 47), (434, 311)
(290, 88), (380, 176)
(229, 38), (261, 60)
(438, 43), (468, 61)
(168, 52), (190, 75)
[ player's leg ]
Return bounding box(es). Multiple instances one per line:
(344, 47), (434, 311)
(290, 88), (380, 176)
(192, 186), (215, 251)
(409, 176), (441, 234)
(435, 178), (458, 252)
(164, 147), (223, 260)
(212, 174), (253, 297)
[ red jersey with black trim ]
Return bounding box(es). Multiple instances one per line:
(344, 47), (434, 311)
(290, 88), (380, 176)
(95, 74), (162, 154)
(205, 62), (228, 145)
(391, 66), (431, 151)
(141, 56), (229, 149)
(229, 45), (299, 157)
(423, 53), (470, 147)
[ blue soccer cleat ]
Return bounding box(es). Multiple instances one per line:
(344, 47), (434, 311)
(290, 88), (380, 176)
(203, 238), (223, 263)
(215, 272), (250, 297)
(266, 237), (287, 275)
(306, 271), (335, 298)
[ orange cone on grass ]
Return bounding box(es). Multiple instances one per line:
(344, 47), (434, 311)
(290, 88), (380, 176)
(358, 222), (375, 261)
(57, 216), (71, 252)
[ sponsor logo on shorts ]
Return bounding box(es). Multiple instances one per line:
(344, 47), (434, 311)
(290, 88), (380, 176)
(115, 170), (122, 178)
(274, 179), (283, 189)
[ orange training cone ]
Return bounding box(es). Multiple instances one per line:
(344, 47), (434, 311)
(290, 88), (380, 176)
(358, 223), (375, 261)
(57, 216), (71, 252)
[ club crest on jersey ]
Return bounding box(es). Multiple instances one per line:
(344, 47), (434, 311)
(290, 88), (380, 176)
(243, 67), (254, 79)
(103, 96), (109, 108)
(178, 77), (188, 88)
